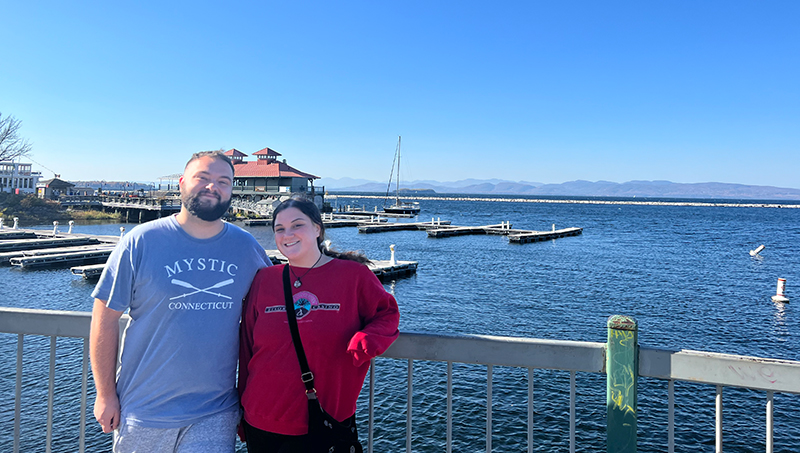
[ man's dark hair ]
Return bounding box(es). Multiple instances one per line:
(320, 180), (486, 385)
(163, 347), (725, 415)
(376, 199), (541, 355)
(185, 151), (235, 176)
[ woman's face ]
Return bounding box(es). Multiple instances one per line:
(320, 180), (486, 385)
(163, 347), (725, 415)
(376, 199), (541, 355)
(273, 207), (321, 264)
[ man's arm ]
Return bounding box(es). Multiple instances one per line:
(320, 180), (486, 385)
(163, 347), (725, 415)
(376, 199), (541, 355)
(90, 298), (123, 433)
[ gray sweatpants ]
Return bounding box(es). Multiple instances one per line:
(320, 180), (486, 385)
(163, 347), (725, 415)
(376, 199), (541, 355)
(113, 410), (240, 453)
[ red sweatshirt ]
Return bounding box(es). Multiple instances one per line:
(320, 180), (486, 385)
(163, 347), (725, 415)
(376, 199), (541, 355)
(238, 259), (400, 436)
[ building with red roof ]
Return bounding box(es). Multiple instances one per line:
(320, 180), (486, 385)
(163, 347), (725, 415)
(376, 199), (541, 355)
(222, 147), (321, 202)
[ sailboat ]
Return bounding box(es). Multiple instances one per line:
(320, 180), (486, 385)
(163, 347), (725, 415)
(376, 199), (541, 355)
(383, 136), (421, 215)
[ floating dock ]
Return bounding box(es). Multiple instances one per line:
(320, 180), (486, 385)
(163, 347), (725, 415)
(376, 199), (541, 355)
(243, 216), (390, 228)
(363, 220), (583, 244)
(0, 228), (119, 269)
(0, 236), (103, 253)
(11, 248), (113, 269)
(427, 223), (507, 238)
(508, 227), (583, 243)
(243, 219), (271, 226)
(369, 260), (418, 281)
(324, 219), (388, 229)
(0, 231), (39, 240)
(0, 244), (115, 266)
(70, 263), (106, 279)
(264, 250), (418, 281)
(334, 208), (416, 219)
(358, 220), (452, 234)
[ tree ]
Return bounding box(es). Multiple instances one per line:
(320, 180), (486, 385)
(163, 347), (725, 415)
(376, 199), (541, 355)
(0, 112), (33, 162)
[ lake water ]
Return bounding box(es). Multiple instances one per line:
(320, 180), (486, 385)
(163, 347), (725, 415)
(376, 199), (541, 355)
(1, 194), (799, 452)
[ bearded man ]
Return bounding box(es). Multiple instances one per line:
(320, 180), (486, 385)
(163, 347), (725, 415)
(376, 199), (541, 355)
(90, 151), (270, 453)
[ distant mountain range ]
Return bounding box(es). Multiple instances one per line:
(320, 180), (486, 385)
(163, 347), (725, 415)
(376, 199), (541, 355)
(317, 178), (800, 200)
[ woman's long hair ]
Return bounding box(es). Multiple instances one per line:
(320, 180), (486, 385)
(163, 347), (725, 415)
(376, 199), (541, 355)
(272, 196), (371, 264)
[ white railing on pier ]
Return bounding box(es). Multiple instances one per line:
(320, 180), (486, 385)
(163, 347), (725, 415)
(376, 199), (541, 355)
(1, 307), (799, 453)
(229, 198), (276, 217)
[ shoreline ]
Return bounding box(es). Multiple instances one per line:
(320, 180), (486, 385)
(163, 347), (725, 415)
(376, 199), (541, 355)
(331, 193), (800, 209)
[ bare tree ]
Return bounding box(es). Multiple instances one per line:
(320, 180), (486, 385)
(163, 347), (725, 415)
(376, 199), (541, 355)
(0, 112), (33, 162)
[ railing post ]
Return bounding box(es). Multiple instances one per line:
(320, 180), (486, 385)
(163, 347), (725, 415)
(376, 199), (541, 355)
(607, 315), (638, 453)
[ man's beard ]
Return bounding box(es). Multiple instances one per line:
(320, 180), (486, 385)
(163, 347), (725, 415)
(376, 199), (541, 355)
(182, 190), (231, 221)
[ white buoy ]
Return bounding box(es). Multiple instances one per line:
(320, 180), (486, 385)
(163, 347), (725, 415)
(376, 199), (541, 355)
(120, 226), (126, 238)
(552, 224), (556, 232)
(68, 220), (75, 234)
(389, 244), (396, 266)
(0, 218), (4, 229)
(749, 245), (766, 256)
(772, 278), (790, 303)
(53, 221), (59, 236)
(13, 217), (19, 229)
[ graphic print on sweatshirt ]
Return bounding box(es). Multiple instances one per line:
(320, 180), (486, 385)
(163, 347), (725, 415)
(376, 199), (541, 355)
(163, 257), (241, 311)
(264, 291), (342, 319)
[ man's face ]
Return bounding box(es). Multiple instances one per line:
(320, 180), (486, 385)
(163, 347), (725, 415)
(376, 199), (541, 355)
(179, 157), (233, 221)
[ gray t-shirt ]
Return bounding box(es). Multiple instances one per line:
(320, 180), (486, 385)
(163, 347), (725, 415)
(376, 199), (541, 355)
(91, 215), (270, 428)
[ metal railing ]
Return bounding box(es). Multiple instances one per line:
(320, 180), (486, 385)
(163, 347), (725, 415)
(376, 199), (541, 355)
(1, 307), (799, 452)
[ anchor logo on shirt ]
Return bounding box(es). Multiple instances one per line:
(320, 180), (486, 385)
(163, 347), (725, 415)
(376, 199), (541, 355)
(169, 279), (233, 300)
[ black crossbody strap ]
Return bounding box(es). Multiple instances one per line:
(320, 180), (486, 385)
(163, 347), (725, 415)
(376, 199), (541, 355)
(282, 265), (317, 397)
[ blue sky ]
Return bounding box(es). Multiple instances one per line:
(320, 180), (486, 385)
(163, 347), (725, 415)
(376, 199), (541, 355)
(2, 1), (798, 188)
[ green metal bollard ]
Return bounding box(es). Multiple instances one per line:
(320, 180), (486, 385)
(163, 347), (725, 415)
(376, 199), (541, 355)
(607, 315), (638, 453)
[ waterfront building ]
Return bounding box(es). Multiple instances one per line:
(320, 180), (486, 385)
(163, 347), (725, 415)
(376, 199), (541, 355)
(36, 177), (75, 199)
(0, 161), (42, 194)
(225, 147), (320, 201)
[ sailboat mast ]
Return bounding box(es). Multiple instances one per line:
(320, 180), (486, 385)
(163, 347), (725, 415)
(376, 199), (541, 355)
(396, 136), (401, 204)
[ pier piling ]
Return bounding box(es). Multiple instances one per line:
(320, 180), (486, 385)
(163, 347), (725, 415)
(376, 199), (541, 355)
(607, 315), (638, 453)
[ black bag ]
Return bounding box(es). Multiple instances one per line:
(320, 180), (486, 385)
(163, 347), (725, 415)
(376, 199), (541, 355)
(281, 266), (364, 453)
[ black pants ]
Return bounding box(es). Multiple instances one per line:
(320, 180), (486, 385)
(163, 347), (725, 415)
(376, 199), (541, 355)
(242, 417), (358, 453)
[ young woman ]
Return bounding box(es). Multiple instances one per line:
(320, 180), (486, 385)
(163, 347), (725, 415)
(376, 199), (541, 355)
(238, 197), (400, 452)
